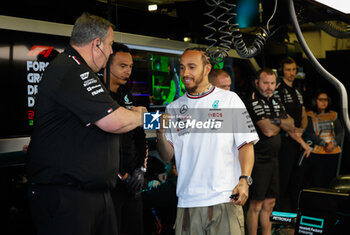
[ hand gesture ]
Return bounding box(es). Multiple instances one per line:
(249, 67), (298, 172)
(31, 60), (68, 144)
(156, 113), (171, 135)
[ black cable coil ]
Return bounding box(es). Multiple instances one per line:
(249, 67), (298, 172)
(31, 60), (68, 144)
(204, 0), (270, 61)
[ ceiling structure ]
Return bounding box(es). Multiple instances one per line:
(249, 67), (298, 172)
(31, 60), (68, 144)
(0, 0), (288, 44)
(0, 0), (348, 46)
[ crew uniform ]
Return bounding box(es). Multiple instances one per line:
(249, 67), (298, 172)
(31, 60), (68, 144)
(274, 78), (304, 212)
(109, 85), (148, 235)
(165, 86), (259, 234)
(245, 91), (288, 201)
(27, 45), (120, 235)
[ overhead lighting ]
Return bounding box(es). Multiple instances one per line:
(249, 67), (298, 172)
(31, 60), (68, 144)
(183, 37), (192, 42)
(148, 4), (158, 12)
(313, 0), (350, 14)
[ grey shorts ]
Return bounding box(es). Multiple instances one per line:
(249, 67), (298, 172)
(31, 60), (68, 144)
(174, 203), (244, 235)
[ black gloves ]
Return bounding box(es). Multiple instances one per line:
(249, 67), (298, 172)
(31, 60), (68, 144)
(125, 167), (145, 197)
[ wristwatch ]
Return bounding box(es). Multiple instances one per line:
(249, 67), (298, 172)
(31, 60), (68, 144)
(239, 175), (253, 186)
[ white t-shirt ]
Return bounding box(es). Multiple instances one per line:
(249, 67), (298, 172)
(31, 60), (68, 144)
(165, 86), (259, 207)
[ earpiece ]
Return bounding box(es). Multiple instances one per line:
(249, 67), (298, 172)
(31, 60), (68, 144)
(96, 38), (101, 48)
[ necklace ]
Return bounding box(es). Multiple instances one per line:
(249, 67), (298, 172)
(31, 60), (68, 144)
(191, 84), (212, 96)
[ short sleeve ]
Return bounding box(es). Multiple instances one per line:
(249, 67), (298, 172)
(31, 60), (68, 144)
(56, 67), (120, 125)
(246, 99), (267, 123)
(231, 93), (259, 149)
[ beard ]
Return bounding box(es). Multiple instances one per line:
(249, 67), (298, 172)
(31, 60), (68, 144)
(183, 69), (206, 94)
(258, 88), (274, 98)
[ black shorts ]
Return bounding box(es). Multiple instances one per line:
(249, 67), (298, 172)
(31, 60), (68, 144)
(249, 157), (279, 201)
(28, 184), (117, 235)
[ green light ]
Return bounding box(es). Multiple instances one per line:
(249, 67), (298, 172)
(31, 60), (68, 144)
(213, 61), (224, 69)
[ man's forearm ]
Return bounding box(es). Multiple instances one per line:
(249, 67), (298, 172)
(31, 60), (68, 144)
(95, 107), (144, 133)
(156, 133), (174, 163)
(238, 142), (254, 176)
(256, 119), (280, 137)
(301, 106), (308, 129)
(280, 115), (295, 132)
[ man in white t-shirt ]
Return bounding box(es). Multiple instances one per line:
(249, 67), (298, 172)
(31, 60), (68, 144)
(156, 47), (259, 235)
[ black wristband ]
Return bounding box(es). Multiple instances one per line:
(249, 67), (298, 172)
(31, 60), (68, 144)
(270, 118), (281, 126)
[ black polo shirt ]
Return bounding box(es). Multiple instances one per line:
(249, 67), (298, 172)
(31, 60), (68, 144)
(274, 79), (303, 127)
(27, 45), (120, 189)
(109, 85), (147, 175)
(246, 91), (287, 159)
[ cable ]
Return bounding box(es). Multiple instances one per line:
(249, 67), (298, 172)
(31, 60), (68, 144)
(287, 0), (350, 139)
(231, 0), (278, 58)
(266, 0), (278, 34)
(313, 21), (350, 39)
(203, 0), (277, 61)
(97, 44), (111, 91)
(203, 0), (224, 63)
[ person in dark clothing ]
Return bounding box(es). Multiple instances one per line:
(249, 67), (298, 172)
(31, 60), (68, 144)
(26, 13), (146, 235)
(304, 90), (344, 188)
(274, 57), (311, 212)
(245, 68), (299, 235)
(142, 158), (178, 235)
(101, 42), (148, 235)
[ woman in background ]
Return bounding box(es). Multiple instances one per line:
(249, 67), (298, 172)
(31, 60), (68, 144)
(305, 90), (344, 188)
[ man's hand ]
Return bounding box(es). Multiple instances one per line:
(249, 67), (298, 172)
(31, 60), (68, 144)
(156, 113), (174, 163)
(156, 113), (171, 136)
(125, 168), (145, 198)
(325, 142), (336, 152)
(300, 141), (312, 158)
(131, 106), (148, 115)
(230, 179), (249, 206)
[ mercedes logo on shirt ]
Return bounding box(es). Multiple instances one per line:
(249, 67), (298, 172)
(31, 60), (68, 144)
(180, 104), (188, 114)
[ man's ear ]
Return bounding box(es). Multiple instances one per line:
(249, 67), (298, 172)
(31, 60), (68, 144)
(204, 64), (212, 76)
(255, 79), (259, 87)
(93, 38), (101, 48)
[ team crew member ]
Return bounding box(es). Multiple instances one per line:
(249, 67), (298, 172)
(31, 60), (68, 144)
(156, 47), (259, 235)
(245, 68), (296, 235)
(27, 13), (146, 235)
(305, 90), (343, 188)
(100, 42), (148, 235)
(274, 56), (311, 212)
(208, 68), (232, 91)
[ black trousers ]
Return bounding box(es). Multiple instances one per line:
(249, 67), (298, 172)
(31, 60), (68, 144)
(28, 184), (118, 235)
(111, 183), (144, 235)
(277, 136), (305, 212)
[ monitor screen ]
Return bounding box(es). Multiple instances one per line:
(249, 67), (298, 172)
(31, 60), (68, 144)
(0, 28), (67, 139)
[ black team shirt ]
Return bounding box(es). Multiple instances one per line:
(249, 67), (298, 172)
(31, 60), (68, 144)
(109, 85), (147, 176)
(27, 45), (120, 189)
(274, 79), (304, 128)
(246, 91), (287, 159)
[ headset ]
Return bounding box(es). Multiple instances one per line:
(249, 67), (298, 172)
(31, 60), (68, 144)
(95, 39), (111, 91)
(96, 40), (108, 60)
(278, 56), (299, 78)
